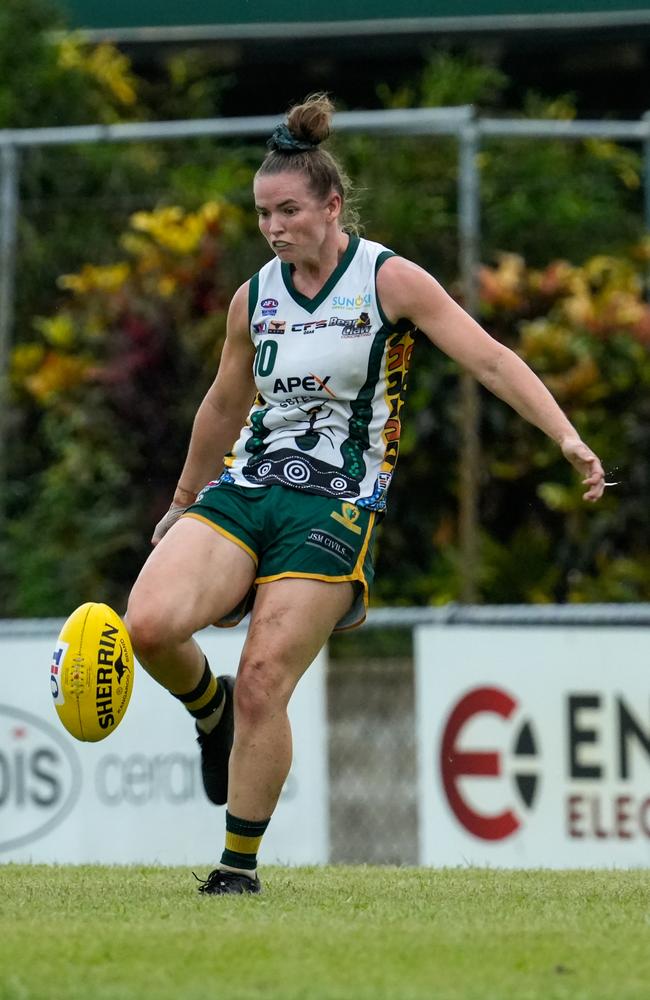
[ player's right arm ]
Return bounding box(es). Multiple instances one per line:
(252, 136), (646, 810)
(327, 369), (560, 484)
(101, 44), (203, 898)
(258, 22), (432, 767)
(152, 282), (256, 544)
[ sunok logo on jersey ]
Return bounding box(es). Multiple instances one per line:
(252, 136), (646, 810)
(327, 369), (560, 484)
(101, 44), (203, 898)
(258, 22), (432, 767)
(268, 320), (286, 334)
(331, 293), (372, 311)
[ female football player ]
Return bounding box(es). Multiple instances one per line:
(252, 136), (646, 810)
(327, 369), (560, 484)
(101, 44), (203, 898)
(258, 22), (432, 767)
(126, 93), (605, 894)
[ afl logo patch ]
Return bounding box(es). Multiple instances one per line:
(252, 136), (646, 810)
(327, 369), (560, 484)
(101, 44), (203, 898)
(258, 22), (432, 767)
(261, 297), (279, 317)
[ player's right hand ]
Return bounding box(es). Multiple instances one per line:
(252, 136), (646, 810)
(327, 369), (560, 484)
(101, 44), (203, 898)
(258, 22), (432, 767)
(151, 503), (188, 546)
(560, 437), (605, 502)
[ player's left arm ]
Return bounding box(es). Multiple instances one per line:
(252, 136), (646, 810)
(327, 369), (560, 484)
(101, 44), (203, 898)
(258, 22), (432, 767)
(376, 256), (605, 501)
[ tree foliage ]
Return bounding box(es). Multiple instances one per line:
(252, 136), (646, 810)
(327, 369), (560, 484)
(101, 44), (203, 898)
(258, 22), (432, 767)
(375, 246), (650, 606)
(3, 22), (649, 614)
(8, 203), (240, 614)
(477, 248), (650, 603)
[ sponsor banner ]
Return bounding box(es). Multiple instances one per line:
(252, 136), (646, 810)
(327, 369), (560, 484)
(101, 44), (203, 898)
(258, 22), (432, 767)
(416, 626), (650, 868)
(1, 627), (328, 865)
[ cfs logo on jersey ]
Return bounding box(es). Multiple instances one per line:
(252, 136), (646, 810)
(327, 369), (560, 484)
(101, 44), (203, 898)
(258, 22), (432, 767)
(440, 686), (540, 841)
(292, 320), (328, 334)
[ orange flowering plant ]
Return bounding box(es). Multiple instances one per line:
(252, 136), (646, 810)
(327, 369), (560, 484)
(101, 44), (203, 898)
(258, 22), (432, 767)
(475, 244), (650, 602)
(8, 201), (241, 615)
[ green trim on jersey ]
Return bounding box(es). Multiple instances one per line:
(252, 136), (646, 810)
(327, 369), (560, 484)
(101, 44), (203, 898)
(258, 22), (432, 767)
(247, 273), (260, 329)
(243, 405), (273, 457)
(281, 234), (360, 313)
(340, 323), (392, 480)
(374, 250), (397, 329)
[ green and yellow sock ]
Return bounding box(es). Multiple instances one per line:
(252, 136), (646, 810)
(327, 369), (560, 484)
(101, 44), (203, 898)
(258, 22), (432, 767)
(172, 658), (225, 734)
(220, 811), (270, 876)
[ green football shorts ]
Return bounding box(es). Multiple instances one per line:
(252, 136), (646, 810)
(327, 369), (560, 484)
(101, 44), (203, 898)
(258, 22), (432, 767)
(182, 481), (377, 631)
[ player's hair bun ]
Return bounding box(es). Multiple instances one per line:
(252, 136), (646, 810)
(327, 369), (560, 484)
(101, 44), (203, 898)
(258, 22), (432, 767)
(286, 93), (334, 146)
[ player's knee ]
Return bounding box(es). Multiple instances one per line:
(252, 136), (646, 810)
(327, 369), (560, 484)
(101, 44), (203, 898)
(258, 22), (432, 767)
(125, 599), (177, 659)
(234, 656), (287, 727)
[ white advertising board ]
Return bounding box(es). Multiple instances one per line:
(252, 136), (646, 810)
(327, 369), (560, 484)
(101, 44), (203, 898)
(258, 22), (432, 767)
(1, 626), (328, 865)
(416, 626), (650, 868)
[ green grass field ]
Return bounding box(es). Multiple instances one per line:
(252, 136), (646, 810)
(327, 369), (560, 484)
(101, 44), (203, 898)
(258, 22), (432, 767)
(1, 865), (649, 1000)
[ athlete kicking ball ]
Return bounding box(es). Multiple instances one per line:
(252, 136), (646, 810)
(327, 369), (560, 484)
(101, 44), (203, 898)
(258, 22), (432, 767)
(126, 93), (605, 895)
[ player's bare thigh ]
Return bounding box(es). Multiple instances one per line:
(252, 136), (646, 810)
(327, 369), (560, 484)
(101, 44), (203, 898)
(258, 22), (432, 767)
(127, 516), (257, 648)
(235, 577), (354, 714)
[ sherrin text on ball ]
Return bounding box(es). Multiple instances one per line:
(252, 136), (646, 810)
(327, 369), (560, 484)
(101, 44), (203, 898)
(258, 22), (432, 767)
(50, 602), (134, 742)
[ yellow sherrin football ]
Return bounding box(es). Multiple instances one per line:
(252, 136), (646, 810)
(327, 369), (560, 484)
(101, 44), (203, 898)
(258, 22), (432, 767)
(50, 602), (134, 742)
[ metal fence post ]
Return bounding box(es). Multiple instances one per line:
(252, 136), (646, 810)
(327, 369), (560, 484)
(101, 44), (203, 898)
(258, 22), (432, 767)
(457, 116), (481, 603)
(0, 143), (19, 523)
(643, 111), (650, 299)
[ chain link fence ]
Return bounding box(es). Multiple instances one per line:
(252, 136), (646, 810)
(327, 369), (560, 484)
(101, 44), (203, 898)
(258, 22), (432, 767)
(328, 653), (417, 864)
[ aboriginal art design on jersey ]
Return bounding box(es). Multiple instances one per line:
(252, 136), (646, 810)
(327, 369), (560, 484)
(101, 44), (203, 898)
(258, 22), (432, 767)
(242, 449), (360, 498)
(292, 403), (336, 452)
(224, 236), (415, 511)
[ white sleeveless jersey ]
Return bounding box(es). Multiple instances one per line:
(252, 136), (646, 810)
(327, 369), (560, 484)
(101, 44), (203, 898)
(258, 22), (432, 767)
(223, 235), (415, 512)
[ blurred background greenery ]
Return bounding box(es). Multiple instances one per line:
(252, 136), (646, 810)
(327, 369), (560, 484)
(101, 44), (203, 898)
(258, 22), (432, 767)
(2, 0), (649, 616)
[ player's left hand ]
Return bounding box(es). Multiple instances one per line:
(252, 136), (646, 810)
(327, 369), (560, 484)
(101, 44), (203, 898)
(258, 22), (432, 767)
(560, 437), (606, 501)
(151, 502), (187, 545)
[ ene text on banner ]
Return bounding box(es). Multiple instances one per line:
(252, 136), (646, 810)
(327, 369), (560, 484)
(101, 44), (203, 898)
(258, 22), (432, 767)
(416, 626), (650, 868)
